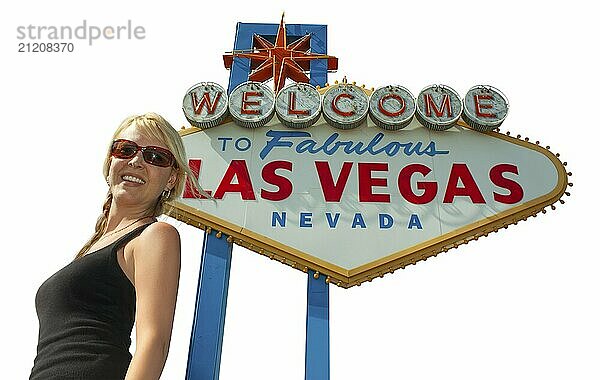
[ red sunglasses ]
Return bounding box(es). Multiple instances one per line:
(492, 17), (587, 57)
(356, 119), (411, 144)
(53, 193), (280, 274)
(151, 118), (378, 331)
(111, 139), (177, 168)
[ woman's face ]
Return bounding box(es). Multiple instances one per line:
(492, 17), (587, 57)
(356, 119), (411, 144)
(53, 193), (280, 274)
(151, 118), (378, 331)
(107, 124), (177, 212)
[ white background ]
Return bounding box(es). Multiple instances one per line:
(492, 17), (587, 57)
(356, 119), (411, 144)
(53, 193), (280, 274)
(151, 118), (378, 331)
(1, 1), (597, 379)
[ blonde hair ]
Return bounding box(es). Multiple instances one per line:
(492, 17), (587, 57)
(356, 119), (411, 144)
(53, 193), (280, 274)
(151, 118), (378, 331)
(75, 112), (208, 259)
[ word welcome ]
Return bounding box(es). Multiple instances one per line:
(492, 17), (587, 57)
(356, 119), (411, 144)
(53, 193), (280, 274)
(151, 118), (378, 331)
(183, 81), (509, 131)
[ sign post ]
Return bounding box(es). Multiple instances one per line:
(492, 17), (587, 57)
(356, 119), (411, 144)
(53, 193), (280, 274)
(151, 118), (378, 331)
(305, 270), (330, 380)
(185, 229), (233, 380)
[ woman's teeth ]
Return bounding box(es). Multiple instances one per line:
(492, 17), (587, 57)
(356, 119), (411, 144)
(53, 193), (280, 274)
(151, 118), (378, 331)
(122, 175), (145, 184)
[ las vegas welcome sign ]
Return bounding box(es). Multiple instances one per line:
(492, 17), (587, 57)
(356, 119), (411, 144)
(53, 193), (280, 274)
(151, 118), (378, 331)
(166, 21), (569, 288)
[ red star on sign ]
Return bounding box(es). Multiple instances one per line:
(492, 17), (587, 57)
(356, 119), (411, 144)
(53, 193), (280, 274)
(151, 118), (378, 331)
(223, 14), (338, 93)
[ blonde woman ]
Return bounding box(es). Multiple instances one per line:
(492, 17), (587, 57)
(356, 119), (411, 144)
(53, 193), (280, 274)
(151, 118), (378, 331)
(30, 113), (203, 380)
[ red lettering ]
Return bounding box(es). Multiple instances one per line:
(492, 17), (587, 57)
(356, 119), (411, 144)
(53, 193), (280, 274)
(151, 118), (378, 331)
(241, 91), (262, 115)
(378, 93), (406, 117)
(358, 163), (390, 202)
(287, 91), (310, 116)
(331, 93), (355, 117)
(261, 161), (293, 201)
(191, 91), (222, 115)
(425, 93), (452, 117)
(315, 161), (353, 202)
(443, 163), (485, 203)
(490, 164), (523, 204)
(474, 94), (496, 118)
(213, 160), (256, 200)
(398, 164), (437, 204)
(473, 94), (496, 117)
(183, 159), (212, 198)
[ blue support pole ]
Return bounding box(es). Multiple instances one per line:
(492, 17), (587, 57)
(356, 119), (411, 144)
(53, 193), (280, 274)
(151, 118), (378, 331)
(205, 20), (332, 379)
(186, 230), (233, 380)
(305, 270), (330, 380)
(302, 23), (330, 380)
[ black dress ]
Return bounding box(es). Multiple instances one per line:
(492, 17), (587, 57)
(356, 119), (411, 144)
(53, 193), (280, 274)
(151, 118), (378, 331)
(30, 223), (153, 380)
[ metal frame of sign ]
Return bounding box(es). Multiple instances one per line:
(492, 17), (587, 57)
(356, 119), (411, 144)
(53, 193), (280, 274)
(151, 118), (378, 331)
(169, 123), (570, 289)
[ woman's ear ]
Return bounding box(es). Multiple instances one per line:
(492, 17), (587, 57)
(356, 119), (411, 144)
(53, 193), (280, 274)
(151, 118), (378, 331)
(167, 169), (178, 190)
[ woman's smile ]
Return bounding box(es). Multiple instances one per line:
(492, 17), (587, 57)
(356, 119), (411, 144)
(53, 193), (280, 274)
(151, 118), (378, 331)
(121, 175), (146, 185)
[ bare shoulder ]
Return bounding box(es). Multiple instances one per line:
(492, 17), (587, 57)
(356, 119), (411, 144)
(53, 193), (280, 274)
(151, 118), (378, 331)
(130, 222), (181, 310)
(133, 222), (181, 260)
(140, 221), (180, 242)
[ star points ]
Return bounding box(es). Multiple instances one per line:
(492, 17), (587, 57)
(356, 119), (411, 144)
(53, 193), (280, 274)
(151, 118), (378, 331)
(223, 15), (338, 93)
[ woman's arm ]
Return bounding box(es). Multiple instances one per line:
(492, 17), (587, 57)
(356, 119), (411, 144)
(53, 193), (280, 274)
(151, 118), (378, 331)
(125, 222), (181, 380)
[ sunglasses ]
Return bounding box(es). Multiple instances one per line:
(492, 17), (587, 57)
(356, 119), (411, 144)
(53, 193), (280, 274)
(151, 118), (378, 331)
(111, 139), (177, 168)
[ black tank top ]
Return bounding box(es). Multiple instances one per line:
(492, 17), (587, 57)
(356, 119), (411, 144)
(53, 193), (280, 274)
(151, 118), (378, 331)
(30, 223), (153, 380)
